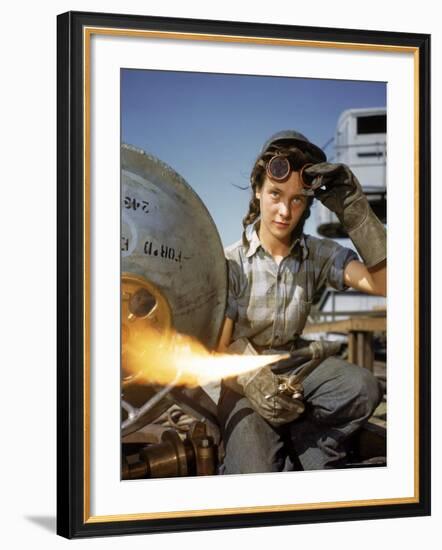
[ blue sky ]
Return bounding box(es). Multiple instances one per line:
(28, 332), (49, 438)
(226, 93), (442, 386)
(122, 69), (386, 245)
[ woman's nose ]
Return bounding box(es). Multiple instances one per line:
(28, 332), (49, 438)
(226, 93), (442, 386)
(278, 201), (290, 218)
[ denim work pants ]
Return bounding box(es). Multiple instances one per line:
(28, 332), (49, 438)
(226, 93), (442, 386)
(217, 356), (383, 473)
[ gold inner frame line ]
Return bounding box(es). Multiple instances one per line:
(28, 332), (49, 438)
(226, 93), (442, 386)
(413, 47), (420, 502)
(82, 25), (420, 523)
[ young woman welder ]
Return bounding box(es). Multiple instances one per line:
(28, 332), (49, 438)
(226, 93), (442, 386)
(217, 130), (386, 474)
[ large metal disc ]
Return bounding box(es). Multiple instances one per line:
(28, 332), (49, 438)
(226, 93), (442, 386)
(121, 144), (227, 349)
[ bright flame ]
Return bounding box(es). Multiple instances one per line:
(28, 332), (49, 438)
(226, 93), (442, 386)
(123, 327), (288, 388)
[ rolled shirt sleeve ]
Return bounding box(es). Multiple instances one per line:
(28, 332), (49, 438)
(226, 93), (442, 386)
(313, 238), (359, 291)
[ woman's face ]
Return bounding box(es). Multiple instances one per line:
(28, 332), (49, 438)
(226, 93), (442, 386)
(255, 170), (308, 247)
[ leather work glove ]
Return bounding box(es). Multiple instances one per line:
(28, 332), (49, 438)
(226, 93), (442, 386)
(304, 163), (386, 268)
(235, 366), (305, 427)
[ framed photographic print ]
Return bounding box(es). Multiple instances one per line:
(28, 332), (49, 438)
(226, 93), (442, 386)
(57, 10), (431, 538)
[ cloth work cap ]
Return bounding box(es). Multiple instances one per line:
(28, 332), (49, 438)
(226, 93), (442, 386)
(261, 130), (327, 163)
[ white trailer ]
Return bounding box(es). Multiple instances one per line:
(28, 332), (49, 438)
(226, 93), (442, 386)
(316, 107), (386, 238)
(310, 107), (387, 325)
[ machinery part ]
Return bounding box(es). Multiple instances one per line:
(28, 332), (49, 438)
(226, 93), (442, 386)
(121, 271), (176, 435)
(122, 423), (217, 479)
(121, 144), (227, 436)
(194, 438), (216, 476)
(121, 380), (221, 440)
(142, 430), (190, 477)
(122, 423), (168, 444)
(122, 430), (189, 479)
(121, 372), (182, 432)
(128, 288), (157, 317)
(122, 458), (149, 480)
(121, 272), (172, 387)
(121, 144), (227, 349)
(167, 408), (193, 432)
(186, 422), (217, 476)
(121, 384), (174, 437)
(169, 386), (220, 444)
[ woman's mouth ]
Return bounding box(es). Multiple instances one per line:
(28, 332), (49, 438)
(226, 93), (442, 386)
(273, 221), (290, 228)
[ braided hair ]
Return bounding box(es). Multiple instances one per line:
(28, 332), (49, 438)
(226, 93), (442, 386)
(242, 143), (317, 244)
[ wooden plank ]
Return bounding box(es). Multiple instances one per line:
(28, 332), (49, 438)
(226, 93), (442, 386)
(303, 316), (386, 334)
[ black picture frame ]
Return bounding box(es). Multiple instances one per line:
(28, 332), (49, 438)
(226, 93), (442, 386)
(57, 10), (431, 539)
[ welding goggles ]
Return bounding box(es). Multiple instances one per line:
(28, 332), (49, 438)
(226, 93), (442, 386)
(265, 154), (315, 191)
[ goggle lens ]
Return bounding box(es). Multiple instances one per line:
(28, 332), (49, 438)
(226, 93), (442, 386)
(299, 163), (314, 188)
(266, 156), (290, 181)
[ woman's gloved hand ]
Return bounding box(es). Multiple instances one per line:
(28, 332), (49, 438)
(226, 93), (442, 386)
(304, 163), (366, 228)
(304, 163), (386, 268)
(236, 366), (305, 427)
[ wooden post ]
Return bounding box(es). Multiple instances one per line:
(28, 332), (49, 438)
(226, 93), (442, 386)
(348, 332), (357, 364)
(363, 332), (374, 371)
(357, 332), (365, 368)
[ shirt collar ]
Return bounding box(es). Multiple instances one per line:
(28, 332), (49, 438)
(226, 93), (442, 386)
(244, 221), (309, 260)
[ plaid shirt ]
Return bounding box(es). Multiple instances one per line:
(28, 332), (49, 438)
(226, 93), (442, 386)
(225, 223), (358, 349)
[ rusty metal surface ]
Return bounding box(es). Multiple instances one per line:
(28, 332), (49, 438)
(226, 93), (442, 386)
(121, 144), (227, 349)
